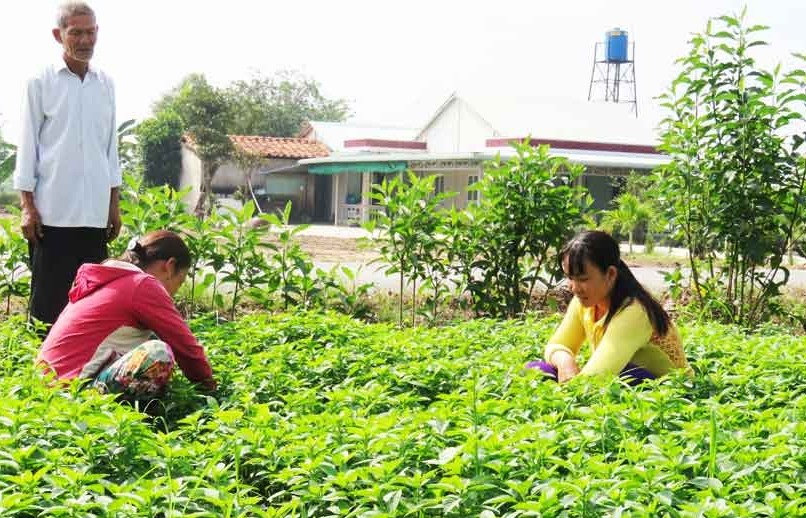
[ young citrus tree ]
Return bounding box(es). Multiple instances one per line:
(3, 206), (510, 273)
(471, 142), (591, 318)
(365, 172), (454, 326)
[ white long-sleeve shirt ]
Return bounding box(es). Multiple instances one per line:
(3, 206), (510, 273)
(13, 59), (121, 228)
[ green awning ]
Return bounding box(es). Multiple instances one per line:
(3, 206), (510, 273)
(309, 161), (407, 175)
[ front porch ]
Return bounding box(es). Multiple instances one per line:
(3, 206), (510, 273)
(321, 158), (486, 226)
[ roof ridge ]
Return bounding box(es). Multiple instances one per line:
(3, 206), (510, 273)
(230, 134), (316, 141)
(308, 120), (418, 130)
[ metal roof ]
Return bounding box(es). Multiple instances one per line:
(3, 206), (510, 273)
(299, 148), (669, 170)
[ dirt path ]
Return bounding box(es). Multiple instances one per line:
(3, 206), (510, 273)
(282, 225), (806, 296)
(293, 234), (379, 263)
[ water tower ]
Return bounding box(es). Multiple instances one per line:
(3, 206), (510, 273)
(587, 28), (638, 116)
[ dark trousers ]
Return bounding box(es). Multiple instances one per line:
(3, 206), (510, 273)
(28, 226), (108, 326)
(525, 360), (656, 385)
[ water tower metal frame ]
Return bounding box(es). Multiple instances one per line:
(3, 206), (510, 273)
(587, 30), (638, 116)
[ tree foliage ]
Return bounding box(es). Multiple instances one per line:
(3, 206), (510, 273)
(656, 10), (806, 327)
(367, 142), (592, 322)
(0, 132), (15, 185)
(366, 172), (453, 326)
(150, 71), (348, 214)
(225, 70), (350, 137)
(135, 111), (183, 189)
(117, 119), (138, 173)
(600, 192), (651, 255)
(470, 142), (591, 317)
(162, 74), (233, 215)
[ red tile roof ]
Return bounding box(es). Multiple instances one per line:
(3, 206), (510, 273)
(229, 135), (329, 159)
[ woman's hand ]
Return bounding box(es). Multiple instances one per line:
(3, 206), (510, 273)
(551, 351), (580, 383)
(197, 377), (217, 391)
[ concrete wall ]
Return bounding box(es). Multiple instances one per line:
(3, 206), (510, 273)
(263, 172), (308, 220)
(179, 145), (203, 210)
(420, 100), (458, 152)
(210, 162), (243, 192)
(214, 158), (297, 192)
(418, 168), (483, 210)
(457, 100), (495, 151)
(180, 146), (308, 214)
(419, 98), (495, 153)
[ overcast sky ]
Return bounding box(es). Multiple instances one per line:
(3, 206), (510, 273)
(1, 0), (805, 144)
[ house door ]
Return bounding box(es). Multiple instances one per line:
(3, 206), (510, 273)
(313, 175), (332, 222)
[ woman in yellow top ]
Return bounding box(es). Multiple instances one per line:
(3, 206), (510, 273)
(527, 230), (690, 383)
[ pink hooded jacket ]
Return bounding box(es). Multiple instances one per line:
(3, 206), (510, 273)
(37, 260), (213, 382)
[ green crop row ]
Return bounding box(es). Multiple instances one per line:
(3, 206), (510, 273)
(1, 312), (805, 516)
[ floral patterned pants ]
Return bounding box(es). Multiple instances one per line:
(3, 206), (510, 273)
(93, 340), (175, 399)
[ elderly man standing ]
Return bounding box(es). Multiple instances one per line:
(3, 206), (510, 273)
(13, 1), (121, 328)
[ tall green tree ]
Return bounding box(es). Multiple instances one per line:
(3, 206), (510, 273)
(656, 11), (806, 327)
(225, 70), (350, 137)
(365, 172), (453, 327)
(136, 111), (183, 189)
(619, 172), (672, 253)
(160, 74), (233, 215)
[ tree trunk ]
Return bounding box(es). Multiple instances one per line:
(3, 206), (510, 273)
(245, 169), (263, 214)
(398, 264), (404, 328)
(194, 161), (217, 217)
(247, 179), (262, 213)
(411, 278), (417, 327)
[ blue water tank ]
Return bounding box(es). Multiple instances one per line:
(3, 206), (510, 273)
(606, 28), (629, 62)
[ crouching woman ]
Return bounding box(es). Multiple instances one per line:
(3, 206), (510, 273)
(37, 230), (216, 399)
(527, 230), (691, 383)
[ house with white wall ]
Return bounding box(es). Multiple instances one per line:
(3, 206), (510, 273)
(298, 93), (669, 224)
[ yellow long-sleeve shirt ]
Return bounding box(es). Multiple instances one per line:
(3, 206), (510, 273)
(544, 296), (691, 377)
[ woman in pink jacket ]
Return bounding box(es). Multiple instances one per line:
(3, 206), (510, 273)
(38, 230), (216, 399)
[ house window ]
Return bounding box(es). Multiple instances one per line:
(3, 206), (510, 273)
(434, 175), (445, 195)
(345, 173), (362, 204)
(467, 175), (480, 203)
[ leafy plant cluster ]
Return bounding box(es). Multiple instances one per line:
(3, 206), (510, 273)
(109, 175), (373, 321)
(653, 12), (806, 328)
(0, 214), (29, 316)
(600, 173), (672, 255)
(2, 311), (806, 516)
(367, 143), (590, 324)
(0, 137), (15, 185)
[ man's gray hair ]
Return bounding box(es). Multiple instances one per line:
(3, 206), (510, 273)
(56, 1), (95, 29)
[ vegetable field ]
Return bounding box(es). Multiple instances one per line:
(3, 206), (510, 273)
(2, 311), (805, 517)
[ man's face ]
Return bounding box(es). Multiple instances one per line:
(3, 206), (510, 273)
(54, 14), (97, 63)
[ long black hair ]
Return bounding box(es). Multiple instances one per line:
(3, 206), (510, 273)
(560, 230), (670, 336)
